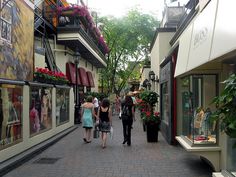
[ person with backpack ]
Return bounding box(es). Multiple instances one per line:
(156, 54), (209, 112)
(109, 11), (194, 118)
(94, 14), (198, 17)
(121, 95), (135, 146)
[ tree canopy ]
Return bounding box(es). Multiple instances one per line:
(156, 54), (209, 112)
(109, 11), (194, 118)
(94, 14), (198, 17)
(99, 9), (159, 95)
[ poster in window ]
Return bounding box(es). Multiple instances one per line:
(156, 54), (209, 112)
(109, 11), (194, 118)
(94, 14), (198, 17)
(56, 88), (69, 126)
(0, 85), (23, 150)
(30, 87), (52, 135)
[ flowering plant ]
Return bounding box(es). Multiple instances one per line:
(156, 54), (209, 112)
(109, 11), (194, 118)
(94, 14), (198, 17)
(136, 98), (146, 110)
(34, 68), (69, 85)
(141, 111), (161, 124)
(57, 5), (109, 54)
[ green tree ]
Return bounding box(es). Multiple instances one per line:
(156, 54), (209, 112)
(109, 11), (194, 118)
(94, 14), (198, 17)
(99, 9), (159, 95)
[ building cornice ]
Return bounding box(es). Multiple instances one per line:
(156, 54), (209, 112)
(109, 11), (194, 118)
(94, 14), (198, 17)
(150, 28), (176, 52)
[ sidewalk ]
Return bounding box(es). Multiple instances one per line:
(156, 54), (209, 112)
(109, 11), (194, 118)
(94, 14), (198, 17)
(3, 113), (213, 177)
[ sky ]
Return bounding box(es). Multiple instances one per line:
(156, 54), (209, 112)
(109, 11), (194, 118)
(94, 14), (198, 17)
(67, 0), (189, 20)
(67, 0), (164, 20)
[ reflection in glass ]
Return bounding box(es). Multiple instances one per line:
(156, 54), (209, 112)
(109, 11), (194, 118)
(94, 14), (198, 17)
(56, 88), (69, 126)
(30, 87), (52, 135)
(0, 85), (23, 150)
(227, 138), (236, 175)
(161, 82), (169, 125)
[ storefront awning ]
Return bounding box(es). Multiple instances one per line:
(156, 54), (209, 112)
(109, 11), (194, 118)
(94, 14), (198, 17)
(66, 62), (81, 85)
(78, 67), (90, 87)
(86, 71), (95, 88)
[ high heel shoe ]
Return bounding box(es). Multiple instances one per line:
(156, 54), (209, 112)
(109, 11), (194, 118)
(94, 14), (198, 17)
(122, 140), (127, 144)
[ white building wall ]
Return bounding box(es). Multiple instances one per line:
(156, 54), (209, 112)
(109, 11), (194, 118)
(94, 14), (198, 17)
(150, 32), (175, 111)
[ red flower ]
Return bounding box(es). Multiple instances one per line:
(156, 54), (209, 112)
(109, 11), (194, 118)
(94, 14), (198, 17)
(146, 111), (151, 117)
(154, 112), (160, 117)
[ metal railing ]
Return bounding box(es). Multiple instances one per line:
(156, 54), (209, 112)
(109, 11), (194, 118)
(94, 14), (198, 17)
(170, 0), (199, 45)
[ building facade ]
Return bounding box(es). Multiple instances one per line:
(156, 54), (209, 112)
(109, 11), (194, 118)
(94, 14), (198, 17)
(150, 0), (236, 175)
(0, 0), (107, 173)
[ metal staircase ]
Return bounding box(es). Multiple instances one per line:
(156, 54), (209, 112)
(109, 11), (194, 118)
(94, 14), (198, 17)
(34, 0), (58, 71)
(43, 34), (58, 71)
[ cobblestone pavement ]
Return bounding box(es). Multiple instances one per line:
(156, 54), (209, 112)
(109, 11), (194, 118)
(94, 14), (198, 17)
(4, 113), (213, 177)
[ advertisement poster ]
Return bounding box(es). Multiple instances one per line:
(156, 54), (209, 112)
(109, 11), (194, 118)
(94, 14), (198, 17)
(29, 87), (52, 135)
(56, 88), (69, 126)
(0, 85), (23, 149)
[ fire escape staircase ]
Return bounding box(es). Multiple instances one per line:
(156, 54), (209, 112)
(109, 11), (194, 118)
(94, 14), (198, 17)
(34, 1), (58, 71)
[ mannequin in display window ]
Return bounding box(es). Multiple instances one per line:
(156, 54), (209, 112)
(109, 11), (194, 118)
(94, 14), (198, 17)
(193, 107), (213, 141)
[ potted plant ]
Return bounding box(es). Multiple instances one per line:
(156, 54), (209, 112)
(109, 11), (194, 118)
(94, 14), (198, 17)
(34, 68), (69, 85)
(141, 110), (161, 142)
(210, 74), (236, 139)
(139, 90), (160, 142)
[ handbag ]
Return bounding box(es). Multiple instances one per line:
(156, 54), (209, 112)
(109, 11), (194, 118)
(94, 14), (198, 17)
(110, 126), (113, 139)
(93, 125), (99, 138)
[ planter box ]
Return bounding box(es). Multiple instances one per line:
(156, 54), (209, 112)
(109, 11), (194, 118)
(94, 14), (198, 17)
(146, 122), (159, 142)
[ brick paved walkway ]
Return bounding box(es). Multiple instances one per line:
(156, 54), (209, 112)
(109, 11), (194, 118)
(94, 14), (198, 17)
(4, 113), (213, 177)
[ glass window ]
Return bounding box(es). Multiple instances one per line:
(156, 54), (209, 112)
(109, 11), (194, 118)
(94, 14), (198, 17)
(56, 88), (70, 126)
(227, 138), (236, 175)
(29, 86), (52, 136)
(181, 74), (217, 145)
(161, 82), (169, 125)
(0, 85), (23, 150)
(0, 0), (12, 43)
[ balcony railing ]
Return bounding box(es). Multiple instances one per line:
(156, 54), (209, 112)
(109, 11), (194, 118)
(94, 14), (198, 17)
(169, 0), (199, 45)
(41, 0), (109, 56)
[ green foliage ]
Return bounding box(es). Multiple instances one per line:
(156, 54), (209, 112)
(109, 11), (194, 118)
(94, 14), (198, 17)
(210, 74), (236, 138)
(140, 90), (159, 107)
(85, 92), (108, 101)
(98, 9), (159, 94)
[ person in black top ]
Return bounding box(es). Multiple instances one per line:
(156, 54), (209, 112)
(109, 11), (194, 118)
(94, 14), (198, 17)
(121, 95), (135, 146)
(97, 98), (112, 148)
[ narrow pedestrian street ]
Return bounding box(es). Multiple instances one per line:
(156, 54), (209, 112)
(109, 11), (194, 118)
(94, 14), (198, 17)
(4, 113), (213, 177)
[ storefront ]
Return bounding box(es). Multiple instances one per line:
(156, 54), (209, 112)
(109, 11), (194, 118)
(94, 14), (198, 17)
(0, 79), (74, 163)
(173, 0), (236, 174)
(160, 57), (175, 145)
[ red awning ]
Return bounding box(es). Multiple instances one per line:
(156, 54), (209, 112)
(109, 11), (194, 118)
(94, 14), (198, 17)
(78, 67), (90, 87)
(66, 62), (81, 85)
(86, 71), (95, 87)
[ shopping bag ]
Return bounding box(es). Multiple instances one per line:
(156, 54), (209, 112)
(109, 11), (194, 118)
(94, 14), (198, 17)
(110, 126), (113, 140)
(93, 126), (99, 139)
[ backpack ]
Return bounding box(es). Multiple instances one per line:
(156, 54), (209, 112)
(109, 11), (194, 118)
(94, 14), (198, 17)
(121, 105), (131, 121)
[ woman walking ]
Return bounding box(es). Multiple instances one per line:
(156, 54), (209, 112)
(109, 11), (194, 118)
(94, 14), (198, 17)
(97, 98), (112, 148)
(81, 96), (95, 143)
(121, 95), (135, 146)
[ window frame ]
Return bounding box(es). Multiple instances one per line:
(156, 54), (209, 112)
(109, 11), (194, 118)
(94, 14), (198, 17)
(0, 0), (13, 44)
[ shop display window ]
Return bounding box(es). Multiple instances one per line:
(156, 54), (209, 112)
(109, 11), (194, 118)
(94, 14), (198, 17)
(56, 88), (70, 126)
(227, 138), (236, 176)
(0, 84), (23, 150)
(181, 74), (218, 145)
(29, 86), (52, 136)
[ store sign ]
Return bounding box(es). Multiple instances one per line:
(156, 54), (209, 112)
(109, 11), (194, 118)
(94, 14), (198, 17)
(193, 27), (208, 49)
(187, 0), (217, 72)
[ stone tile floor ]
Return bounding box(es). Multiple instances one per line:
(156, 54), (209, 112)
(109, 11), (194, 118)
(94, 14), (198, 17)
(3, 113), (213, 177)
